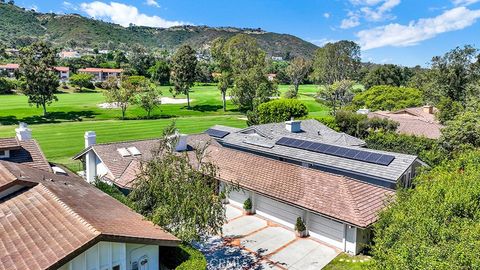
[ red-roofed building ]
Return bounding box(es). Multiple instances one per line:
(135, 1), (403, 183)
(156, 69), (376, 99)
(78, 68), (124, 82)
(0, 63), (70, 81)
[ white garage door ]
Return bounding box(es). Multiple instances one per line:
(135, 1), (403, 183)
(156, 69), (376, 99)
(256, 195), (304, 229)
(309, 213), (344, 249)
(228, 188), (250, 207)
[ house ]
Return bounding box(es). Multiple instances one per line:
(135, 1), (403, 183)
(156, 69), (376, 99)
(73, 120), (424, 255)
(0, 123), (51, 173)
(0, 161), (179, 270)
(365, 105), (444, 139)
(78, 68), (124, 82)
(0, 63), (19, 77)
(59, 50), (81, 59)
(0, 63), (70, 81)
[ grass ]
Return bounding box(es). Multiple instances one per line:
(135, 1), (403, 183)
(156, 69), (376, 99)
(0, 84), (329, 168)
(323, 253), (374, 270)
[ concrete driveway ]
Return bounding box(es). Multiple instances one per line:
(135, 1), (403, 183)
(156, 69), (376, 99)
(222, 204), (340, 269)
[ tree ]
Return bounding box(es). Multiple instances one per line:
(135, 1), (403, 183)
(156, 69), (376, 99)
(439, 111), (480, 153)
(171, 45), (197, 109)
(372, 150), (480, 269)
(435, 97), (464, 124)
(211, 37), (233, 112)
(0, 78), (15, 94)
(285, 57), (311, 98)
(256, 99), (309, 124)
(129, 124), (225, 242)
(223, 34), (277, 112)
(103, 76), (140, 119)
(352, 85), (423, 111)
(128, 45), (155, 76)
(316, 80), (355, 116)
(148, 60), (170, 85)
(135, 83), (161, 118)
(69, 73), (94, 91)
(362, 64), (409, 89)
(19, 41), (59, 116)
(312, 40), (361, 84)
(332, 110), (399, 139)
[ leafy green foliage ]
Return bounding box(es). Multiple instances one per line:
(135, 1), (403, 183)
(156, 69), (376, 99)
(128, 45), (156, 76)
(69, 73), (94, 91)
(243, 198), (252, 210)
(171, 45), (197, 108)
(362, 64), (411, 89)
(129, 124), (225, 242)
(313, 40), (361, 84)
(295, 217), (306, 232)
(103, 76), (141, 119)
(134, 83), (162, 118)
(435, 96), (464, 124)
(439, 111), (480, 153)
(255, 99), (308, 124)
(372, 150), (480, 269)
(316, 80), (355, 115)
(352, 85), (422, 111)
(333, 111), (398, 139)
(94, 179), (133, 208)
(19, 41), (59, 115)
(158, 244), (207, 270)
(285, 57), (311, 97)
(0, 77), (15, 94)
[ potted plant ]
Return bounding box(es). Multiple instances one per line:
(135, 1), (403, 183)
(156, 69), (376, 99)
(243, 198), (253, 215)
(219, 191), (228, 204)
(295, 217), (307, 238)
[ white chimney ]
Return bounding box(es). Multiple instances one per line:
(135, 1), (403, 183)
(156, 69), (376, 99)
(15, 122), (32, 141)
(422, 105), (434, 114)
(84, 131), (96, 148)
(285, 120), (302, 133)
(84, 131), (97, 183)
(175, 134), (188, 152)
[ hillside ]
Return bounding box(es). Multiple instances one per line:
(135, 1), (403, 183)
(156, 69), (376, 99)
(0, 3), (318, 58)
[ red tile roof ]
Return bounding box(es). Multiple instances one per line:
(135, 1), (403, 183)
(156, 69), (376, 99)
(78, 68), (123, 73)
(54, 66), (70, 72)
(0, 63), (19, 69)
(0, 161), (179, 270)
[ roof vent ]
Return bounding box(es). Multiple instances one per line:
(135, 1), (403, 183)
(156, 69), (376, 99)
(285, 120), (302, 133)
(127, 146), (141, 156)
(117, 148), (131, 157)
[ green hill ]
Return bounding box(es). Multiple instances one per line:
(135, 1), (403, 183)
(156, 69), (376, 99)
(0, 3), (318, 58)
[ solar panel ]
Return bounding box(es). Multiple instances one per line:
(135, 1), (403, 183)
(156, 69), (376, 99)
(275, 137), (395, 166)
(205, 128), (230, 138)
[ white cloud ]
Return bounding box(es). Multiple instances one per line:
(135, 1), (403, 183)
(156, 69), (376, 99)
(309, 38), (338, 46)
(453, 0), (480, 6)
(341, 11), (361, 29)
(357, 7), (480, 50)
(63, 1), (78, 11)
(80, 1), (188, 28)
(323, 12), (331, 18)
(145, 0), (160, 8)
(360, 0), (400, 21)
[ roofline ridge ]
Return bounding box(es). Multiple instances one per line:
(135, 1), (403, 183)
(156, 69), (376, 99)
(39, 184), (101, 235)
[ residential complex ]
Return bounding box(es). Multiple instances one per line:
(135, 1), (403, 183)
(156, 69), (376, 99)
(0, 63), (70, 82)
(78, 68), (124, 82)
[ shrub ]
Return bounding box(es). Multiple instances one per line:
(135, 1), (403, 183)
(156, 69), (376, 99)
(0, 77), (15, 94)
(243, 198), (252, 210)
(333, 110), (398, 139)
(295, 217), (306, 232)
(94, 81), (103, 88)
(159, 244), (207, 270)
(69, 73), (94, 91)
(219, 191), (226, 200)
(256, 99), (308, 124)
(352, 85), (422, 111)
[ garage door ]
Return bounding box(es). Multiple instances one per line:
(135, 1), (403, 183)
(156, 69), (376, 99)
(256, 195), (304, 229)
(309, 213), (344, 249)
(228, 188), (250, 207)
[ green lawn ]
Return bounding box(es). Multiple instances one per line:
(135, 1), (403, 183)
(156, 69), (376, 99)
(323, 253), (374, 270)
(0, 84), (329, 168)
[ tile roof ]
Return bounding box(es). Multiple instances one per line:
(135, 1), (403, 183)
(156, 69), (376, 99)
(74, 134), (393, 227)
(0, 63), (19, 69)
(368, 107), (444, 139)
(215, 120), (418, 182)
(0, 138), (51, 172)
(0, 161), (179, 270)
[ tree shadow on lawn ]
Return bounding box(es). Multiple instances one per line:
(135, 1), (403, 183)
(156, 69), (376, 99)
(0, 110), (98, 125)
(183, 104), (223, 112)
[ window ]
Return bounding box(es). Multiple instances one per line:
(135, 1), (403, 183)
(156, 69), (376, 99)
(0, 150), (8, 158)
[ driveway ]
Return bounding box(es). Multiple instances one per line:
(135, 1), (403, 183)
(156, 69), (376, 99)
(205, 204), (341, 269)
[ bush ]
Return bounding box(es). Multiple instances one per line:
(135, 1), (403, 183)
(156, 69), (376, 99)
(352, 85), (422, 111)
(94, 81), (103, 88)
(243, 198), (252, 210)
(333, 110), (398, 139)
(295, 217), (306, 232)
(70, 73), (94, 91)
(0, 77), (15, 94)
(159, 244), (207, 270)
(256, 99), (309, 124)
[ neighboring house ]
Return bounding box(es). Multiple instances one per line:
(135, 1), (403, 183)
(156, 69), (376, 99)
(78, 68), (123, 82)
(0, 123), (51, 173)
(74, 120), (424, 255)
(0, 160), (179, 270)
(59, 50), (81, 59)
(365, 106), (444, 139)
(0, 63), (70, 81)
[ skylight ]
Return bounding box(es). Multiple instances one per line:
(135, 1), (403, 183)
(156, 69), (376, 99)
(117, 148), (131, 157)
(127, 146), (141, 156)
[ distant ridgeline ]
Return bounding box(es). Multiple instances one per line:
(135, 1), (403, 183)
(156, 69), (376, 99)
(0, 3), (318, 58)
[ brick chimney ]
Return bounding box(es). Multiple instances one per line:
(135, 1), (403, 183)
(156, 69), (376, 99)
(15, 122), (32, 141)
(422, 105), (434, 114)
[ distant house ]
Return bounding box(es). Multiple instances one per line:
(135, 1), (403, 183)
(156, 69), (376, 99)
(267, 73), (277, 81)
(73, 120), (425, 255)
(78, 68), (124, 82)
(59, 50), (81, 59)
(0, 63), (70, 81)
(0, 160), (179, 270)
(366, 106), (444, 139)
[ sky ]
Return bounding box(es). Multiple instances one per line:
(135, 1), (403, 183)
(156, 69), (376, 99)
(16, 0), (480, 67)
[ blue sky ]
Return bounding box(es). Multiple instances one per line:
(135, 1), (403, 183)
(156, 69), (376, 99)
(16, 0), (480, 66)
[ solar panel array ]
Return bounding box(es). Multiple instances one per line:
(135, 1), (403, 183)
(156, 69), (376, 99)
(276, 137), (395, 166)
(205, 128), (230, 138)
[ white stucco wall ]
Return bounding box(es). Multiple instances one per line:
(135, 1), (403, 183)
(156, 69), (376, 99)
(58, 242), (159, 270)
